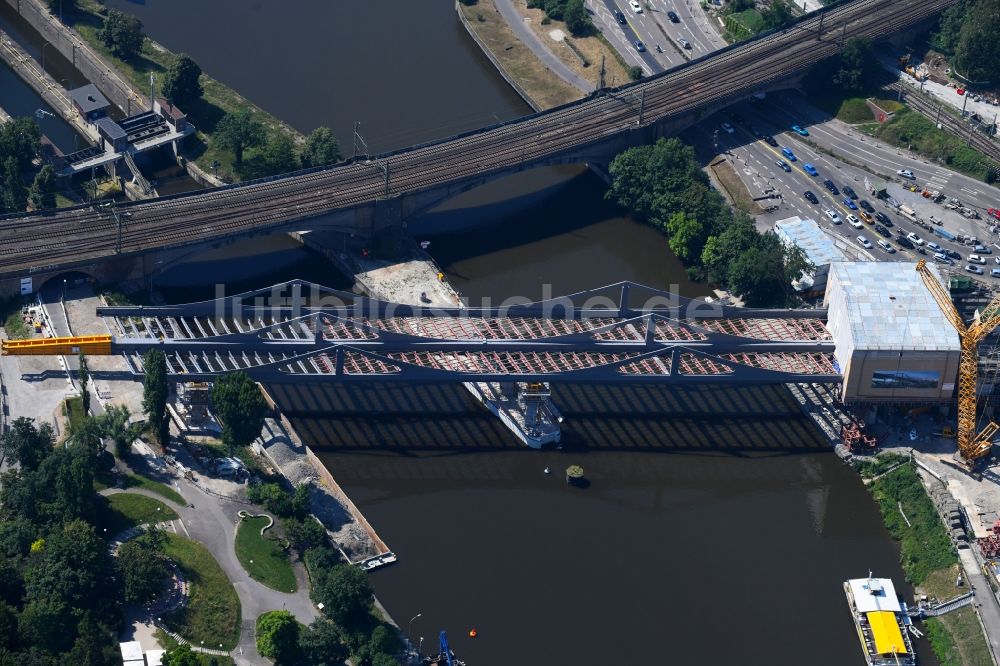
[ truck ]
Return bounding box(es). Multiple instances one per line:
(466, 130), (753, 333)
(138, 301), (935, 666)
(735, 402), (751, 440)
(933, 226), (957, 241)
(899, 204), (919, 223)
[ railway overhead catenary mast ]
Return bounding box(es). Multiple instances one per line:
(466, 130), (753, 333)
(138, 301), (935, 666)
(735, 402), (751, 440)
(916, 260), (1000, 464)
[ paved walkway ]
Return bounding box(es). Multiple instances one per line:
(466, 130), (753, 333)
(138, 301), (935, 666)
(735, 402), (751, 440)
(492, 0), (593, 93)
(102, 483), (317, 665)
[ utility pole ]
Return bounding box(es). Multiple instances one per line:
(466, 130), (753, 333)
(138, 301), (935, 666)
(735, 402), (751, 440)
(149, 72), (155, 111)
(638, 88), (645, 126)
(353, 121), (360, 158)
(967, 117), (976, 147)
(961, 92), (969, 117)
(599, 55), (606, 90)
(935, 103), (942, 127)
(839, 21), (847, 48)
(817, 12), (824, 40)
(383, 159), (390, 197)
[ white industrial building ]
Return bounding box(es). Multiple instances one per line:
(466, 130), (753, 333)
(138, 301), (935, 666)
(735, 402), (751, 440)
(824, 262), (960, 403)
(774, 216), (848, 294)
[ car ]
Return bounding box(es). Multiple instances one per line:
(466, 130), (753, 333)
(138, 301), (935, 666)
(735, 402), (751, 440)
(720, 122), (734, 134)
(634, 40), (646, 52)
(945, 249), (961, 260)
(847, 214), (863, 229)
(824, 209), (842, 224)
(969, 254), (987, 264)
(667, 9), (680, 22)
(763, 135), (778, 147)
(994, 256), (1000, 265)
(782, 147), (797, 162)
(843, 198), (858, 210)
(988, 208), (1000, 221)
(776, 159), (791, 172)
(874, 211), (892, 226)
(877, 240), (895, 253)
(926, 242), (942, 252)
(823, 179), (839, 195)
(858, 199), (874, 213)
(629, 0), (642, 13)
(857, 236), (872, 250)
(614, 9), (627, 23)
(678, 37), (691, 49)
(803, 163), (818, 177)
(933, 252), (951, 264)
(897, 169), (916, 180)
(967, 264), (984, 275)
(956, 88), (965, 96)
(896, 235), (915, 249)
(860, 211), (874, 223)
(906, 232), (923, 245)
(843, 186), (858, 200)
(803, 190), (819, 204)
(874, 224), (891, 238)
(791, 125), (809, 136)
(975, 244), (992, 254)
(992, 268), (1000, 278)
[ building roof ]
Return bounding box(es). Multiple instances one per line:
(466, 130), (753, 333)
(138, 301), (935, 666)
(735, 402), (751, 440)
(848, 577), (903, 613)
(95, 117), (127, 142)
(119, 641), (143, 662)
(146, 649), (166, 666)
(69, 84), (110, 114)
(826, 262), (960, 352)
(774, 216), (847, 267)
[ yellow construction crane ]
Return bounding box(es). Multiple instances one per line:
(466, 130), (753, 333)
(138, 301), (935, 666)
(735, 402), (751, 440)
(916, 259), (1000, 463)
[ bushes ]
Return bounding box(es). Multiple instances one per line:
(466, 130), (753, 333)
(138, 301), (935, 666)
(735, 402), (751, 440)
(527, 0), (593, 36)
(876, 108), (993, 182)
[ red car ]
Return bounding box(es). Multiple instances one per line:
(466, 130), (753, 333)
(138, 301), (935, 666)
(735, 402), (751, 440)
(989, 208), (1000, 221)
(956, 88), (966, 95)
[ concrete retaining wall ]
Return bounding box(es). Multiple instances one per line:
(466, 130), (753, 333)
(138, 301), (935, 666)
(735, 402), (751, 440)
(3, 0), (147, 115)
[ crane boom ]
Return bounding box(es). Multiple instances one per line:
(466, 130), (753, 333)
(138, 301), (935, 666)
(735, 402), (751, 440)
(916, 260), (1000, 463)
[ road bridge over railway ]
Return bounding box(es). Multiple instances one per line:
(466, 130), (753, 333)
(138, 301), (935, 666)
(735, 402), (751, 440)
(0, 0), (956, 295)
(4, 281), (842, 386)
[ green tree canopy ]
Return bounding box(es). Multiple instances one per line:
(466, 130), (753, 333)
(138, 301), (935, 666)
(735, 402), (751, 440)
(28, 165), (57, 211)
(0, 417), (54, 472)
(98, 404), (141, 459)
(931, 0), (969, 53)
(0, 117), (41, 171)
(214, 109), (265, 169)
(211, 371), (267, 454)
(300, 127), (341, 168)
(141, 349), (169, 447)
(256, 610), (300, 661)
(116, 527), (167, 603)
(3, 157), (26, 213)
(161, 54), (203, 109)
(833, 37), (872, 92)
(78, 353), (90, 415)
(953, 0), (1000, 82)
(261, 131), (298, 175)
(99, 9), (144, 59)
(162, 643), (201, 666)
(562, 0), (593, 36)
(311, 563), (374, 626)
(298, 618), (348, 665)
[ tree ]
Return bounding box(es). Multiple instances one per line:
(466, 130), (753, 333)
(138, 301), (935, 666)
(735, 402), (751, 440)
(283, 516), (328, 554)
(953, 0), (1000, 82)
(98, 404), (141, 459)
(298, 619), (348, 666)
(291, 483), (311, 520)
(3, 157), (26, 213)
(256, 610), (300, 662)
(0, 117), (41, 171)
(367, 624), (401, 658)
(931, 0), (969, 53)
(162, 643), (201, 666)
(28, 165), (57, 211)
(562, 0), (592, 36)
(78, 353), (90, 415)
(664, 211), (705, 262)
(246, 482), (292, 516)
(311, 563), (374, 626)
(161, 54), (203, 109)
(261, 132), (298, 175)
(833, 37), (871, 92)
(300, 127), (341, 168)
(99, 9), (144, 59)
(141, 349), (169, 448)
(211, 371), (267, 455)
(0, 417), (54, 472)
(761, 0), (792, 30)
(214, 109), (265, 169)
(628, 65), (643, 81)
(116, 527), (167, 603)
(371, 653), (398, 666)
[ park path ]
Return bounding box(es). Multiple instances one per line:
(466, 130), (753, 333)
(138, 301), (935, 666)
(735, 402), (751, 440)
(102, 483), (318, 665)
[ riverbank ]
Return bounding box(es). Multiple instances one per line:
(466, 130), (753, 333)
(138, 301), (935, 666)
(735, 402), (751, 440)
(35, 0), (302, 182)
(864, 460), (993, 665)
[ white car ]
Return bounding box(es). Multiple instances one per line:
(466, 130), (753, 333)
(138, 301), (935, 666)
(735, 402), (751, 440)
(897, 169), (916, 180)
(926, 242), (942, 252)
(969, 254), (987, 264)
(877, 240), (895, 254)
(629, 0), (642, 13)
(906, 232), (923, 246)
(720, 122), (734, 134)
(824, 209), (842, 224)
(857, 235), (872, 249)
(847, 214), (863, 229)
(967, 264), (984, 275)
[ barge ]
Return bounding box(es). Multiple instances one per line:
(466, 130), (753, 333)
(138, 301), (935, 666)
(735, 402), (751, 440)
(464, 380), (562, 448)
(844, 574), (917, 665)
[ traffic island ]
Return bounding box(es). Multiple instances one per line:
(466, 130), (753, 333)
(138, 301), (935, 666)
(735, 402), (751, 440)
(235, 513), (297, 593)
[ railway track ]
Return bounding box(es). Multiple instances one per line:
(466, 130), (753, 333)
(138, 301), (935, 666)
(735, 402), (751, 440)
(0, 0), (958, 277)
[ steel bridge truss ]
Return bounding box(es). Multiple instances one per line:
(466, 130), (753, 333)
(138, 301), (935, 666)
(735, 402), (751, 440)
(98, 280), (841, 385)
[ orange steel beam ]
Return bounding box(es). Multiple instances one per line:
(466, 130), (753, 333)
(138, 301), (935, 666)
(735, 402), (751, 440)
(1, 335), (112, 356)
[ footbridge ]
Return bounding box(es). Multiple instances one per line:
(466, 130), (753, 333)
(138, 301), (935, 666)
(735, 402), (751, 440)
(0, 0), (955, 294)
(4, 281), (843, 385)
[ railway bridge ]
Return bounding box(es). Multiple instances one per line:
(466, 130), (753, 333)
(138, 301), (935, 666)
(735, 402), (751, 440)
(0, 0), (955, 295)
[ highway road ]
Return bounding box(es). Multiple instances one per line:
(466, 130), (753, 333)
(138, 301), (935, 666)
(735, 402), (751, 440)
(0, 0), (959, 278)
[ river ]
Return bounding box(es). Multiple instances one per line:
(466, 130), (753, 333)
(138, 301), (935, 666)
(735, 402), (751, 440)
(91, 1), (932, 664)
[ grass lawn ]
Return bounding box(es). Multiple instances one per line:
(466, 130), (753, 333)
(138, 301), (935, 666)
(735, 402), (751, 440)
(876, 108), (994, 182)
(121, 473), (186, 506)
(236, 516), (297, 593)
(64, 396), (87, 432)
(98, 492), (178, 536)
(3, 309), (31, 340)
(161, 533), (242, 651)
